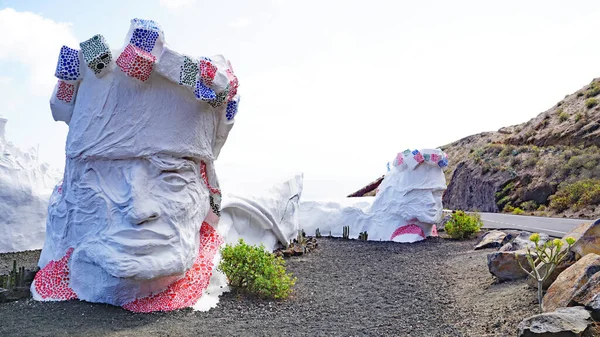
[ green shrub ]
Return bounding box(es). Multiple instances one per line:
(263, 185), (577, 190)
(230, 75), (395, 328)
(558, 110), (569, 122)
(585, 98), (598, 109)
(549, 179), (600, 212)
(512, 207), (525, 215)
(520, 201), (538, 211)
(503, 204), (515, 213)
(585, 81), (600, 98)
(577, 92), (585, 98)
(444, 211), (483, 239)
(537, 205), (547, 212)
(575, 112), (583, 122)
(218, 239), (296, 299)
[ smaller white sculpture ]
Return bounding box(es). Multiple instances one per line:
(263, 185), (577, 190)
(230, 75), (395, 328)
(0, 116), (61, 253)
(218, 174), (303, 252)
(299, 149), (449, 243)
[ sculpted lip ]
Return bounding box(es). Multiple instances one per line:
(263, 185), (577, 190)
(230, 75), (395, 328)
(390, 224), (425, 241)
(108, 229), (176, 248)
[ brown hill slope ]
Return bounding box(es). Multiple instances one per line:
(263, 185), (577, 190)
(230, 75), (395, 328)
(441, 78), (600, 219)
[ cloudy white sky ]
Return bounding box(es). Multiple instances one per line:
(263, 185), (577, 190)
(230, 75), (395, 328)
(1, 0), (600, 199)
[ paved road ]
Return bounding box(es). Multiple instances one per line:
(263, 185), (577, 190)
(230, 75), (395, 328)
(444, 211), (591, 238)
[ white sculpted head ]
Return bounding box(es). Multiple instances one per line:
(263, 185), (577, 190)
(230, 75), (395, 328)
(365, 149), (449, 242)
(34, 18), (240, 311)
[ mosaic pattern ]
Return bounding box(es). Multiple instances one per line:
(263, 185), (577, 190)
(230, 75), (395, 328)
(56, 80), (75, 103)
(199, 59), (217, 86)
(208, 87), (229, 108)
(122, 222), (224, 312)
(209, 195), (221, 217)
(179, 56), (198, 87)
(200, 161), (221, 195)
(393, 149), (449, 169)
(130, 28), (160, 53)
(33, 248), (77, 300)
(225, 98), (239, 121)
(226, 68), (239, 101)
(431, 225), (439, 237)
(80, 35), (112, 75)
(390, 224), (425, 241)
(413, 151), (424, 163)
(132, 18), (162, 32)
(55, 46), (81, 81)
(116, 44), (156, 82)
(194, 80), (216, 102)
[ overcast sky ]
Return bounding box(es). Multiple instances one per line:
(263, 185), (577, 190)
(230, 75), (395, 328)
(1, 0), (599, 199)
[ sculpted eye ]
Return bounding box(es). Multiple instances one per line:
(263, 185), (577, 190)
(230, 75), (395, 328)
(161, 172), (188, 190)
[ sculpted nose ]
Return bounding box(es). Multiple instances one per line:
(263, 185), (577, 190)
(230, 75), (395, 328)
(126, 201), (161, 225)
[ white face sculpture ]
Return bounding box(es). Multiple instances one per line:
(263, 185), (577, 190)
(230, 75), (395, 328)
(63, 155), (208, 280)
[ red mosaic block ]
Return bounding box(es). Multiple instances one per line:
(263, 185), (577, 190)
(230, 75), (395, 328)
(116, 44), (156, 82)
(226, 68), (239, 101)
(56, 80), (75, 103)
(123, 222), (224, 312)
(199, 59), (217, 86)
(34, 248), (78, 300)
(390, 224), (425, 241)
(201, 161), (221, 195)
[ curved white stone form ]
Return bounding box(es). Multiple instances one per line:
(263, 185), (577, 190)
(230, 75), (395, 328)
(34, 18), (240, 313)
(0, 117), (61, 253)
(299, 149), (448, 243)
(218, 174), (304, 252)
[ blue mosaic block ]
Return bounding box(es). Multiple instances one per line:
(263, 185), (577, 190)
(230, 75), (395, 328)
(54, 46), (81, 82)
(412, 149), (420, 156)
(438, 158), (449, 168)
(130, 28), (160, 53)
(194, 80), (216, 101)
(225, 97), (239, 121)
(80, 35), (112, 75)
(132, 18), (162, 32)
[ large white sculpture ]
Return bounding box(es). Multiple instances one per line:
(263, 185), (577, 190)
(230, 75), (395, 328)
(32, 18), (240, 313)
(0, 116), (61, 253)
(299, 149), (449, 243)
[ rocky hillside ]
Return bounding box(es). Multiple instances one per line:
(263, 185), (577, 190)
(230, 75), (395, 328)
(441, 78), (600, 219)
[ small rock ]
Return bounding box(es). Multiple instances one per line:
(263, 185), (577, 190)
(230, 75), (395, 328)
(517, 306), (592, 337)
(487, 249), (534, 281)
(543, 253), (600, 312)
(570, 219), (600, 257)
(499, 231), (549, 252)
(475, 230), (509, 250)
(571, 271), (600, 321)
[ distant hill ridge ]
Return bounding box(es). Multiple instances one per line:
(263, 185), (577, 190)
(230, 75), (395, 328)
(440, 78), (600, 219)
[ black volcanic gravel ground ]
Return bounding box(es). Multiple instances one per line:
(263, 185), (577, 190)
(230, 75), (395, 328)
(0, 237), (537, 337)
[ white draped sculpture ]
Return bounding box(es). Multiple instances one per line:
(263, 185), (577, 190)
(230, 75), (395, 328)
(0, 116), (61, 253)
(300, 149), (449, 243)
(33, 18), (240, 312)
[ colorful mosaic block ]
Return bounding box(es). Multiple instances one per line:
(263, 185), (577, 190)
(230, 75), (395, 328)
(131, 18), (162, 33)
(179, 56), (198, 87)
(438, 157), (449, 168)
(130, 28), (160, 53)
(194, 80), (216, 102)
(56, 80), (75, 103)
(430, 153), (440, 162)
(225, 96), (239, 121)
(80, 35), (112, 75)
(414, 153), (424, 163)
(226, 68), (239, 101)
(208, 86), (229, 108)
(55, 46), (81, 82)
(199, 59), (217, 86)
(116, 44), (156, 82)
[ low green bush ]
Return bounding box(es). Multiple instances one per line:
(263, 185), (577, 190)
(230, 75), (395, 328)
(558, 111), (570, 122)
(585, 98), (598, 109)
(218, 239), (296, 299)
(549, 179), (600, 212)
(444, 210), (483, 239)
(512, 207), (525, 215)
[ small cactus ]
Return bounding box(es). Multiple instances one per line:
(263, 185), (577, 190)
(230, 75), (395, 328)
(342, 226), (350, 240)
(315, 228), (321, 238)
(359, 231), (368, 241)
